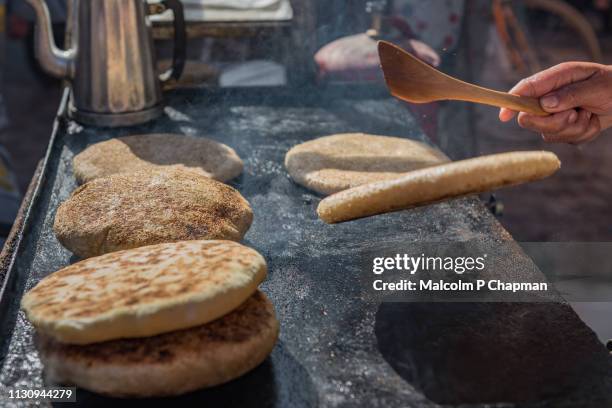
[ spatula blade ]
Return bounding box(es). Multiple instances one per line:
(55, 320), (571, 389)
(378, 40), (549, 115)
(378, 40), (441, 104)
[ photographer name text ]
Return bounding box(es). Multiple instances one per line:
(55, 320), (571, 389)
(371, 254), (548, 293)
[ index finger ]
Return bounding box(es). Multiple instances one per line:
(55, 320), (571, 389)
(499, 62), (600, 122)
(510, 62), (600, 97)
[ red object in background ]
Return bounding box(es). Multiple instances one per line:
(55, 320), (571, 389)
(313, 16), (442, 140)
(8, 15), (29, 39)
(314, 33), (383, 82)
(314, 13), (441, 82)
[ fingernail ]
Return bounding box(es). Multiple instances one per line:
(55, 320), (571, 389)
(568, 111), (578, 124)
(541, 94), (559, 109)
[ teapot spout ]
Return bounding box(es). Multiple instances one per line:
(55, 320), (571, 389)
(25, 0), (76, 78)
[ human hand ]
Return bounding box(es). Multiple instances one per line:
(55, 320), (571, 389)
(499, 62), (612, 144)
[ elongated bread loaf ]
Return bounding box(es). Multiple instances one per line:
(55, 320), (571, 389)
(317, 151), (560, 224)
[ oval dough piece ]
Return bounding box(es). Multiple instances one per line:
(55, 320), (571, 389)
(73, 133), (243, 184)
(285, 133), (449, 195)
(22, 240), (267, 345)
(318, 151), (560, 223)
(36, 291), (279, 397)
(54, 169), (252, 258)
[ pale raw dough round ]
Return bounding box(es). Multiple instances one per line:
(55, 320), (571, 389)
(22, 240), (267, 345)
(73, 133), (243, 184)
(37, 291), (279, 397)
(285, 133), (449, 195)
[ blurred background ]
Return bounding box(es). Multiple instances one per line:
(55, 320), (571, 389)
(1, 0), (612, 244)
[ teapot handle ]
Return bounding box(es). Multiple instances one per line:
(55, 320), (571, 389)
(157, 0), (186, 82)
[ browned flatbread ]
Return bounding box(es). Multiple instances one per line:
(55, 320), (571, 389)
(285, 133), (449, 195)
(73, 134), (243, 184)
(22, 240), (267, 345)
(37, 291), (279, 397)
(318, 151), (561, 223)
(54, 169), (252, 258)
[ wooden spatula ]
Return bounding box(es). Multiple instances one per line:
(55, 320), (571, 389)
(378, 40), (548, 116)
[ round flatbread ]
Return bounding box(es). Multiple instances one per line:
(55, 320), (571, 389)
(37, 291), (279, 397)
(22, 240), (267, 345)
(54, 169), (252, 258)
(73, 134), (243, 184)
(318, 151), (560, 223)
(285, 133), (449, 195)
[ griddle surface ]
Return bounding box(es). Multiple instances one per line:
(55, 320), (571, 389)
(0, 89), (610, 407)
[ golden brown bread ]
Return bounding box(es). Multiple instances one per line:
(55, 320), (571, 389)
(285, 133), (449, 195)
(37, 291), (279, 397)
(22, 240), (267, 345)
(54, 168), (252, 258)
(318, 151), (561, 223)
(73, 133), (243, 184)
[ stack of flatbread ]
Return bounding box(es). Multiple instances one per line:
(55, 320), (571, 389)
(22, 240), (278, 397)
(284, 133), (561, 223)
(21, 133), (279, 397)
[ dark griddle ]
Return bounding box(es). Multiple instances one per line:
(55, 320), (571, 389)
(0, 87), (610, 407)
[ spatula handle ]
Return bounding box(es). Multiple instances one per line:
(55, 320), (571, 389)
(456, 83), (549, 116)
(481, 91), (548, 116)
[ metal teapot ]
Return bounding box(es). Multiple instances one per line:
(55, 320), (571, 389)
(25, 0), (186, 127)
